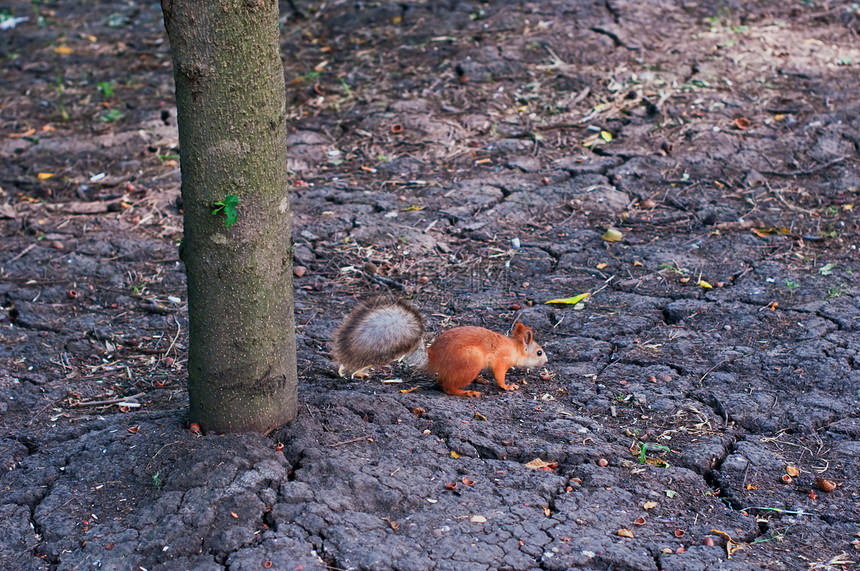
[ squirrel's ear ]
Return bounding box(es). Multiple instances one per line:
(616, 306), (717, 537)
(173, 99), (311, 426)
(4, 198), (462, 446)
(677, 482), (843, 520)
(514, 322), (533, 344)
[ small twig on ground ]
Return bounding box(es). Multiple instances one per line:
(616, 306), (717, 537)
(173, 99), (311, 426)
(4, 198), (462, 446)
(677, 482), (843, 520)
(164, 315), (182, 359)
(368, 273), (406, 290)
(27, 400), (58, 426)
(699, 360), (726, 385)
(8, 243), (36, 262)
(590, 26), (640, 50)
(536, 209), (578, 234)
(767, 185), (818, 215)
(330, 436), (371, 447)
(590, 275), (615, 297)
(760, 157), (844, 177)
(69, 392), (145, 408)
(562, 266), (610, 280)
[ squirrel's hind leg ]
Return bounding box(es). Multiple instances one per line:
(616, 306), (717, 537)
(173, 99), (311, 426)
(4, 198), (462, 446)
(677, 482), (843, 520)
(352, 366), (372, 379)
(339, 364), (373, 379)
(441, 385), (482, 398)
(438, 366), (483, 397)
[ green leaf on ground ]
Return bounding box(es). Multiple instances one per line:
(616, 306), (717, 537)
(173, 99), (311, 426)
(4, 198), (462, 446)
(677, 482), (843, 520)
(544, 293), (590, 305)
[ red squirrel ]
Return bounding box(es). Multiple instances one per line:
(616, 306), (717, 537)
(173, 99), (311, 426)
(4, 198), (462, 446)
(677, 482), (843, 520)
(332, 299), (548, 397)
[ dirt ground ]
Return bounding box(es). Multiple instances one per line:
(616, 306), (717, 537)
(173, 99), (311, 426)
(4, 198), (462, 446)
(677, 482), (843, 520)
(2, 0), (859, 569)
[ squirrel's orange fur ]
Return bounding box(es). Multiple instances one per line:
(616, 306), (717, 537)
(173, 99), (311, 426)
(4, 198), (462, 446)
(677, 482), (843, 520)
(332, 300), (548, 397)
(426, 323), (548, 397)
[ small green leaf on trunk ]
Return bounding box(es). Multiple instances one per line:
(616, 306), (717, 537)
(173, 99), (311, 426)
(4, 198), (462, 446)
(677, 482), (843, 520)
(212, 194), (240, 228)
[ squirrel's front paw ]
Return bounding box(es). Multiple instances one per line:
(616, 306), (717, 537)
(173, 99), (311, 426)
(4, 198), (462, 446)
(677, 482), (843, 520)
(502, 383), (520, 391)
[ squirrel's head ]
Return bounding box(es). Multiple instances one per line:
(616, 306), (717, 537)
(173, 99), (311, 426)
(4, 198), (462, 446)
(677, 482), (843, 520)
(512, 322), (548, 368)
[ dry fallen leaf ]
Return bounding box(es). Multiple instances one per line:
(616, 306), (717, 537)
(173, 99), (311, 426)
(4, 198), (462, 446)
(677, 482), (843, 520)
(10, 128), (37, 138)
(617, 529), (634, 538)
(711, 529), (744, 558)
(734, 117), (751, 129)
(642, 501), (658, 510)
(602, 228), (623, 242)
(815, 477), (837, 492)
(470, 515), (487, 523)
(525, 458), (558, 470)
(752, 227), (790, 238)
(786, 465), (799, 477)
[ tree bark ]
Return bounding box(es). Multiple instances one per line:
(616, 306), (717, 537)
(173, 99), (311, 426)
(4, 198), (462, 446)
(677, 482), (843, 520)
(162, 0), (297, 433)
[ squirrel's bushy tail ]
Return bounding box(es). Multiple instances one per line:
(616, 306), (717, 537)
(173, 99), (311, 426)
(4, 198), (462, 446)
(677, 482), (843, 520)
(332, 299), (425, 377)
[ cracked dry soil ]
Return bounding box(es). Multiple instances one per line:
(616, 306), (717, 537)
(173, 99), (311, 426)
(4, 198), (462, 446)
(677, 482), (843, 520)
(1, 0), (859, 569)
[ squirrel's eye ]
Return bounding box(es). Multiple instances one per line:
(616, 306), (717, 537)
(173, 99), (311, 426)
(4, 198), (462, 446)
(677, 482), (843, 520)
(537, 350), (543, 356)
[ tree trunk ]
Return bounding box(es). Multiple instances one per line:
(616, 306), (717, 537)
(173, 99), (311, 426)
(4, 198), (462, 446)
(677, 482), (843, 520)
(162, 0), (297, 433)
